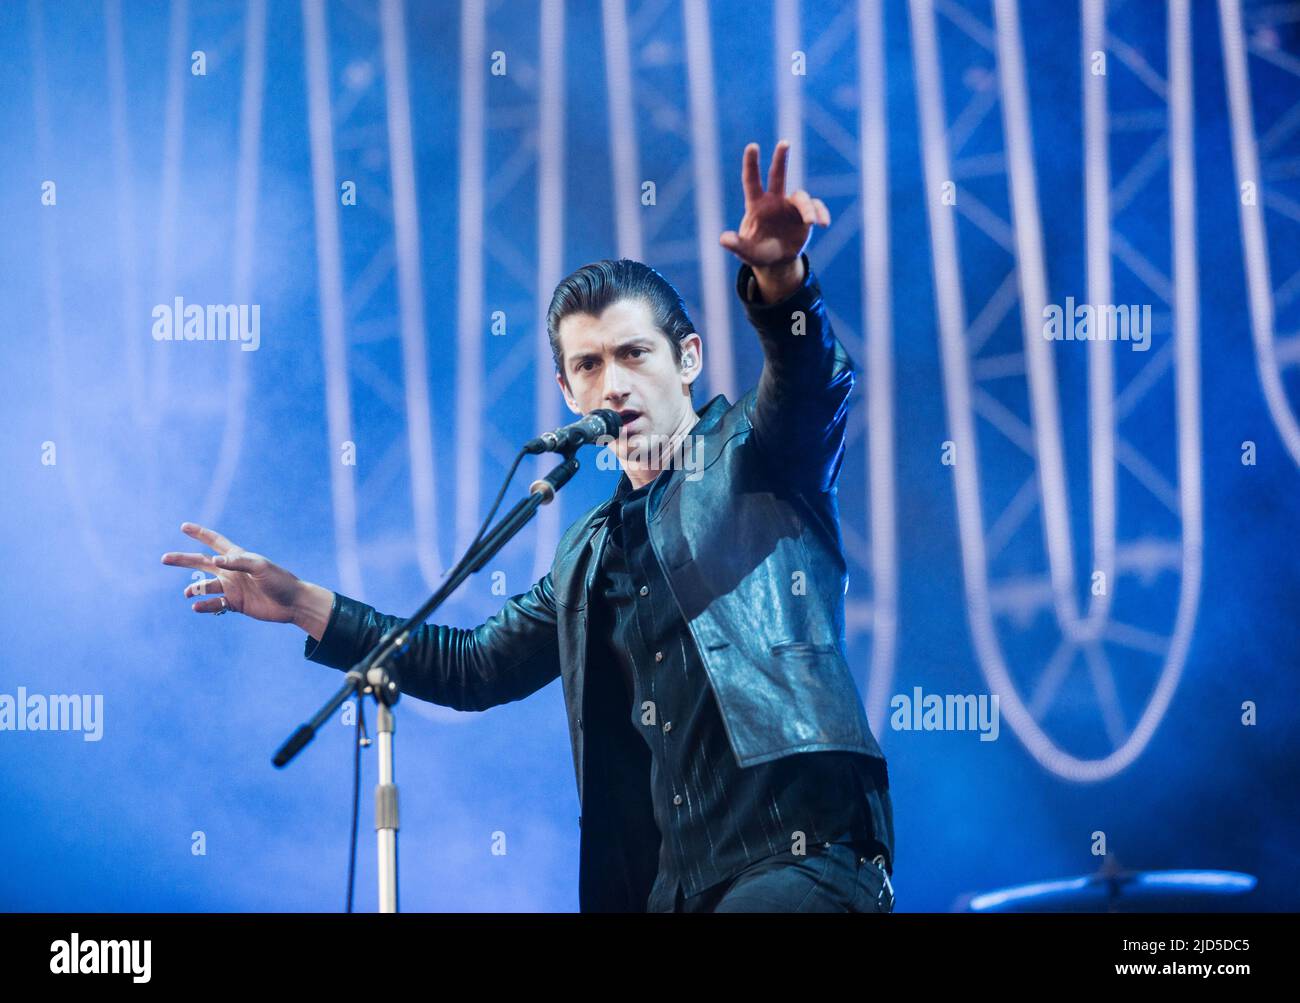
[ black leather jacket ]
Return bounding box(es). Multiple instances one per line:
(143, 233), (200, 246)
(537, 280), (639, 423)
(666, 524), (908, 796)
(304, 252), (889, 909)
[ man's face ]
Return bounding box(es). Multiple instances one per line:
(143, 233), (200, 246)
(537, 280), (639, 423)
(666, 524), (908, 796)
(555, 297), (702, 471)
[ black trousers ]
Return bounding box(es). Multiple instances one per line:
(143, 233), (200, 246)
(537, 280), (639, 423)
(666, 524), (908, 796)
(656, 832), (896, 913)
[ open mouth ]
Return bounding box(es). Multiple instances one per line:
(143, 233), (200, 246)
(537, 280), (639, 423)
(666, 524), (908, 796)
(617, 410), (641, 430)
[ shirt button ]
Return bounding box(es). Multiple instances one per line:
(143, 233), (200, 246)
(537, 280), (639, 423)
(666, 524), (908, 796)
(663, 721), (672, 733)
(639, 585), (649, 597)
(673, 794), (683, 806)
(654, 650), (664, 662)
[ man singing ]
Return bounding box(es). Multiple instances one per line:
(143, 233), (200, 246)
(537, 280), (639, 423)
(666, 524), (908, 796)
(163, 140), (894, 913)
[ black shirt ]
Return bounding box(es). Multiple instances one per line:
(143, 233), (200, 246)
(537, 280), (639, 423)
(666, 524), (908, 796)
(590, 463), (894, 910)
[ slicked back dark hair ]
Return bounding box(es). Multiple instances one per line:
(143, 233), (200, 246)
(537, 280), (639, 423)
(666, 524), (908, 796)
(547, 258), (697, 401)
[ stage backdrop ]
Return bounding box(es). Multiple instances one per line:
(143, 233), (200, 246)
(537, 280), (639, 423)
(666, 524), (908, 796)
(1, 0), (1297, 911)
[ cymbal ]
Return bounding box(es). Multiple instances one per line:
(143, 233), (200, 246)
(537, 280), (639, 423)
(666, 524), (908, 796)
(963, 857), (1257, 912)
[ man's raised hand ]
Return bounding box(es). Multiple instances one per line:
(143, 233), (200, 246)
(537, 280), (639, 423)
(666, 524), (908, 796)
(719, 140), (831, 274)
(162, 522), (308, 625)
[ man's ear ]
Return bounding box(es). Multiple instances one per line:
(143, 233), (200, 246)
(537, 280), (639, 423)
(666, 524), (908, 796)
(679, 333), (703, 386)
(555, 370), (582, 415)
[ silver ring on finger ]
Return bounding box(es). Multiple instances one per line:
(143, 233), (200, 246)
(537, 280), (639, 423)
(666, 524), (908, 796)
(215, 596), (230, 616)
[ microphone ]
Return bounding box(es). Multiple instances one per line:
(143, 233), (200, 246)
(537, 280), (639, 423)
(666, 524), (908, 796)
(523, 408), (624, 455)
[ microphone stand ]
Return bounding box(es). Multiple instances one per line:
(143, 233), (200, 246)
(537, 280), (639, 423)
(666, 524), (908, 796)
(272, 448), (585, 912)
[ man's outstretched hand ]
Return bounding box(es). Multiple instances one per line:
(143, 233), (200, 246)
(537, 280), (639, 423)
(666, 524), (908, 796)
(719, 140), (830, 303)
(161, 522), (334, 639)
